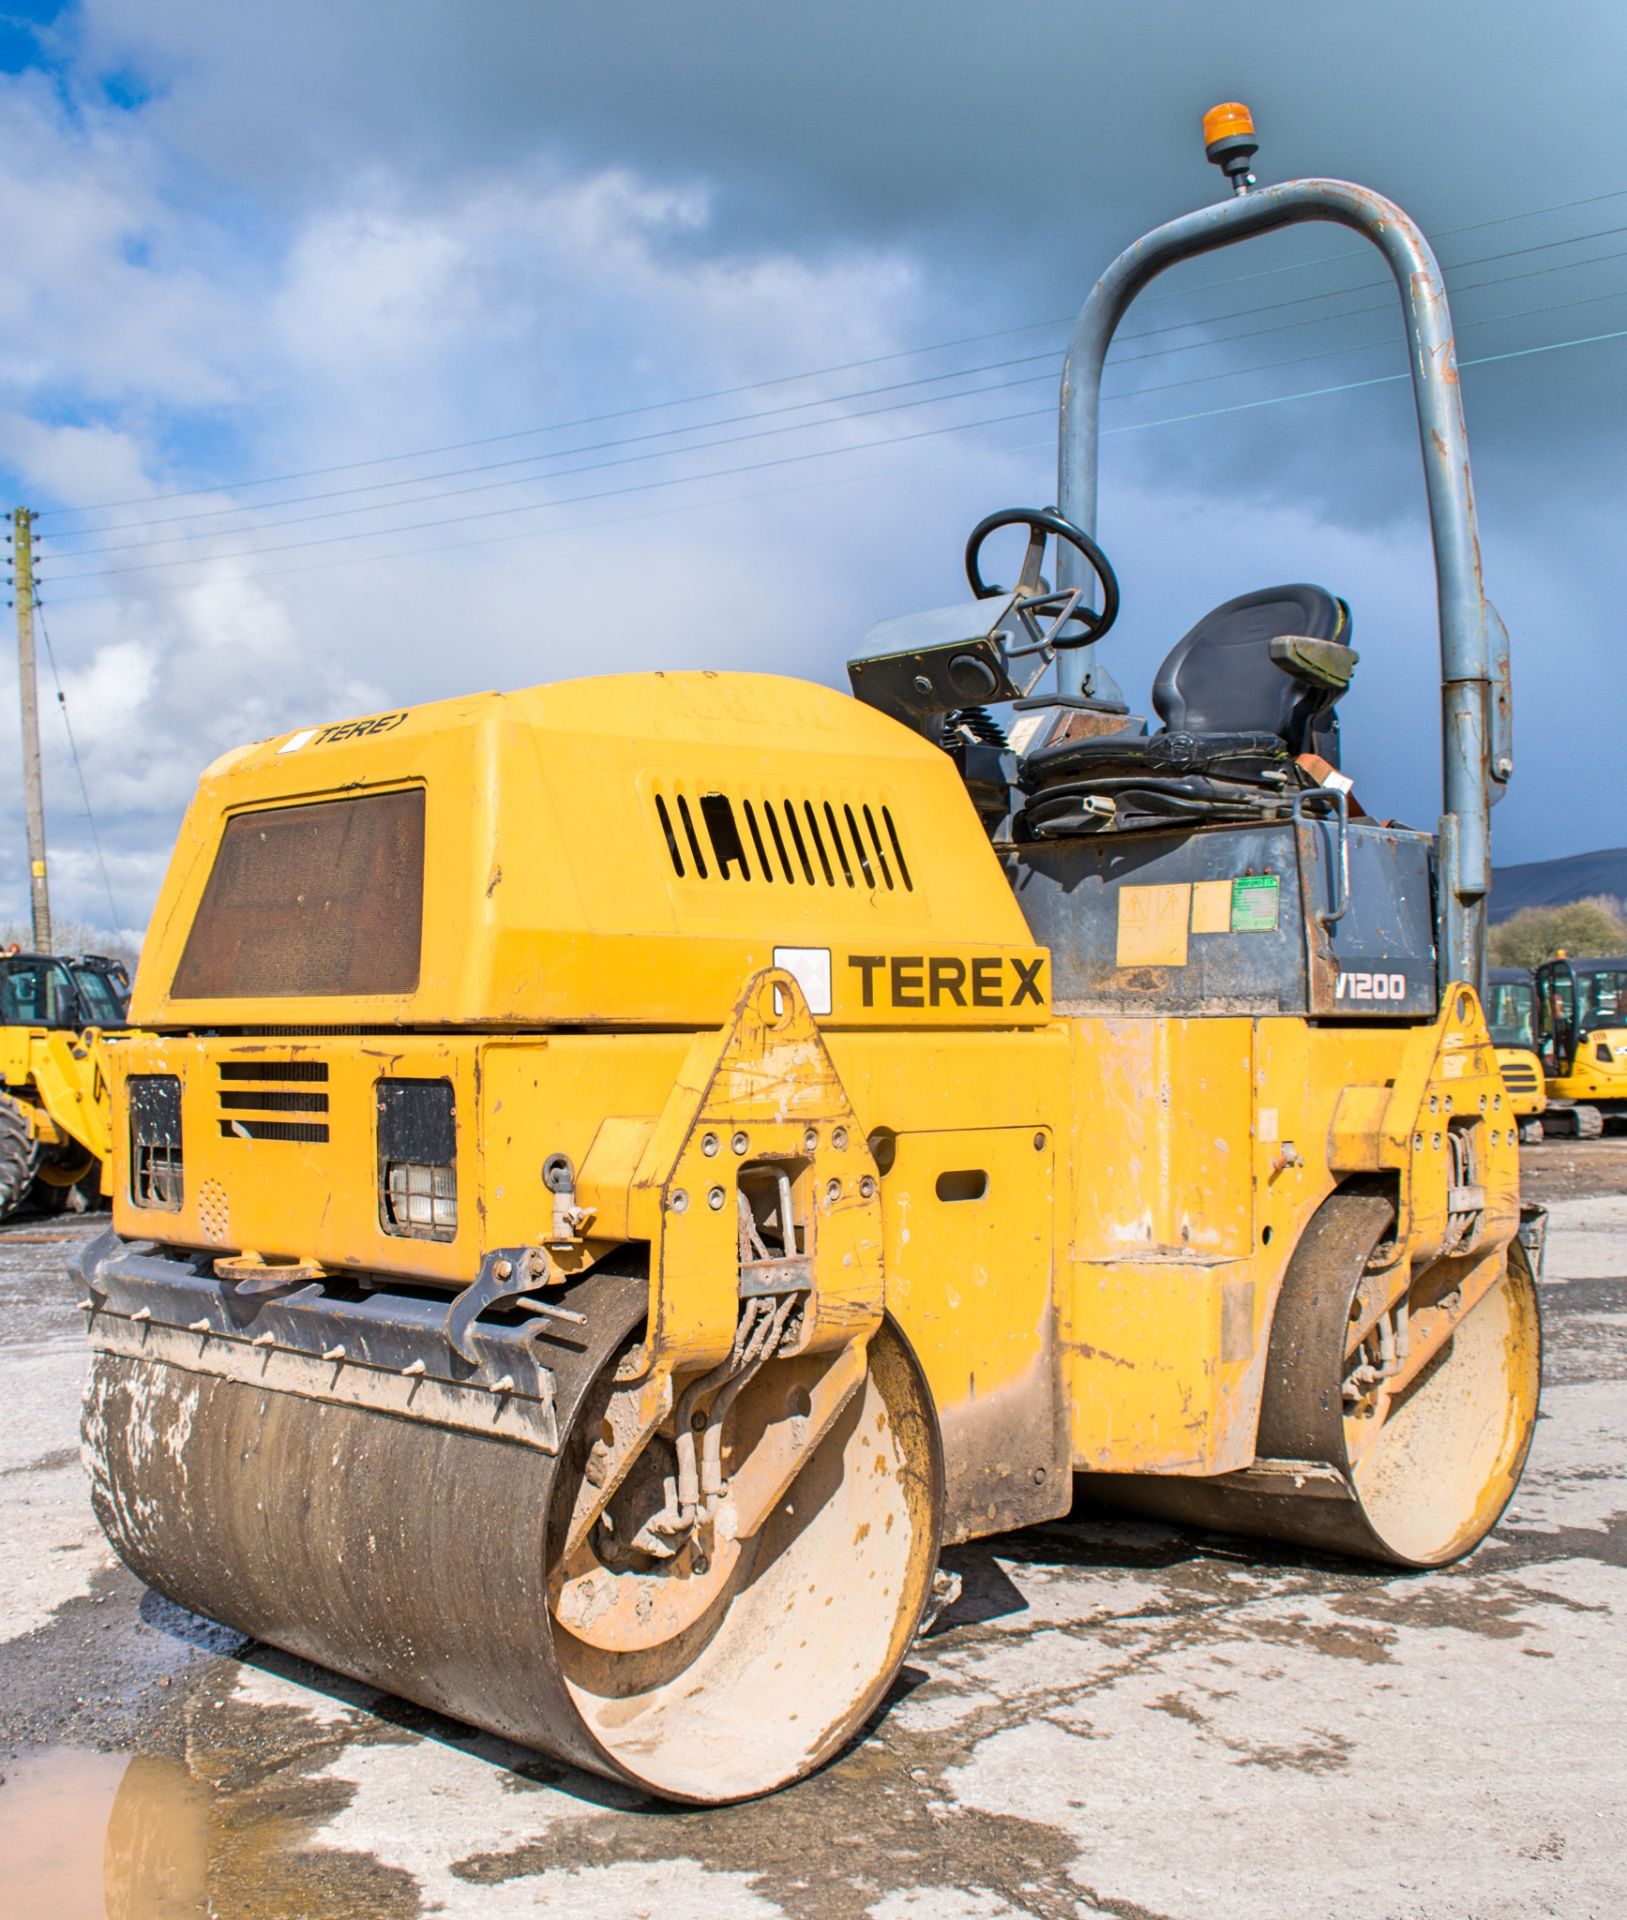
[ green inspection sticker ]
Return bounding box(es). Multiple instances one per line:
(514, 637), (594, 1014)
(1231, 873), (1280, 932)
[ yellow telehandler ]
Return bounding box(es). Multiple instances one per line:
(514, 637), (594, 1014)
(0, 949), (127, 1216)
(80, 106), (1540, 1805)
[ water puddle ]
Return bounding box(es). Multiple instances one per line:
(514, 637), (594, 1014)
(0, 1746), (211, 1919)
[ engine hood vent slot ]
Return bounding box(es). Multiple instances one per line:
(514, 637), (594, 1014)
(216, 1059), (330, 1144)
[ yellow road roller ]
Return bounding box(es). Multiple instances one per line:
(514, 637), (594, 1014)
(80, 109), (1541, 1805)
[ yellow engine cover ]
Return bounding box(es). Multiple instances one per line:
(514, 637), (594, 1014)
(131, 675), (1050, 1034)
(1495, 1045), (1546, 1120)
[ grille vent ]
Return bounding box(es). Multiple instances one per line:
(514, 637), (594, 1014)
(217, 1059), (330, 1143)
(654, 787), (912, 893)
(1499, 1059), (1540, 1095)
(198, 1178), (230, 1243)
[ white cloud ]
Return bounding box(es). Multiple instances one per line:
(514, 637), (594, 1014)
(0, 97), (1019, 934)
(0, 413), (152, 515)
(0, 74), (246, 411)
(1, 14), (1617, 940)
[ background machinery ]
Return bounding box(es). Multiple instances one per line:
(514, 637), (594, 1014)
(1537, 953), (1627, 1130)
(79, 109), (1540, 1806)
(1487, 965), (1550, 1143)
(0, 949), (128, 1217)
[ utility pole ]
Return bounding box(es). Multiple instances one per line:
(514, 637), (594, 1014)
(13, 507), (52, 953)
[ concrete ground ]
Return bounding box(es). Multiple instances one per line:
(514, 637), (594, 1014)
(2, 1164), (1624, 1920)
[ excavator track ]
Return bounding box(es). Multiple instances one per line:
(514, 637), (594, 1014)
(81, 1246), (943, 1803)
(1542, 1102), (1606, 1140)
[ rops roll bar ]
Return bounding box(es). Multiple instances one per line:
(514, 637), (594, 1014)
(1053, 108), (1511, 998)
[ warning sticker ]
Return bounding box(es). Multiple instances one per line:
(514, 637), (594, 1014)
(1116, 883), (1191, 968)
(1231, 874), (1280, 933)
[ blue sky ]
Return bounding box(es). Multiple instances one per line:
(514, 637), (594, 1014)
(1, 1), (1623, 938)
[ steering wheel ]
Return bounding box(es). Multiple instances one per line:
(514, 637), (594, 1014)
(963, 506), (1120, 649)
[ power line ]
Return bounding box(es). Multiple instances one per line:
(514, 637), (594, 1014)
(42, 292), (1627, 583)
(35, 181), (1627, 526)
(31, 316), (1072, 523)
(31, 596), (123, 930)
(45, 215), (1627, 551)
(34, 315), (1627, 609)
(40, 349), (1058, 549)
(39, 264), (1627, 579)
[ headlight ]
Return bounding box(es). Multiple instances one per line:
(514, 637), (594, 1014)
(376, 1079), (457, 1240)
(128, 1075), (183, 1210)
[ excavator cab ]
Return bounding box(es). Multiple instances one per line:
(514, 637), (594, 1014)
(1536, 954), (1627, 1123)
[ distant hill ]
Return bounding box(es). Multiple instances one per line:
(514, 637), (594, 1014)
(1490, 847), (1627, 923)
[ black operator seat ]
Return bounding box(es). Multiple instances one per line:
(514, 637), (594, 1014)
(1155, 583), (1351, 763)
(1020, 584), (1356, 833)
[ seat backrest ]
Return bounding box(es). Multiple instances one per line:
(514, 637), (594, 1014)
(1152, 584), (1351, 761)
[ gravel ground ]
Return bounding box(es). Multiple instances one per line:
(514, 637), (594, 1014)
(1, 1161), (1624, 1920)
(1514, 1135), (1627, 1205)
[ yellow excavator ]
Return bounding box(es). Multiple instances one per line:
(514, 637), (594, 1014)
(79, 107), (1540, 1805)
(1536, 953), (1625, 1132)
(0, 949), (127, 1216)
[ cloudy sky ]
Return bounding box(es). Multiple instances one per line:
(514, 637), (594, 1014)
(1, 0), (1622, 939)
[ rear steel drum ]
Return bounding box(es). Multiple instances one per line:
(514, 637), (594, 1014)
(1085, 1191), (1541, 1567)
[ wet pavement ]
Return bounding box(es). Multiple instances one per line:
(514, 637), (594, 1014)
(2, 1185), (1624, 1920)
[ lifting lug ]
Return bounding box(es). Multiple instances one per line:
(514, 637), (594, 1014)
(445, 1242), (565, 1365)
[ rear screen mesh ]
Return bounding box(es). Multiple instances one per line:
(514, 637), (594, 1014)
(172, 789), (425, 999)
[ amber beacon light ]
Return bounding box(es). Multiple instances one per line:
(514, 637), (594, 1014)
(1203, 100), (1260, 192)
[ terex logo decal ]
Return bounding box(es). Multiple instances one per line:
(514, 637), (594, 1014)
(847, 954), (1047, 1009)
(279, 711), (409, 753)
(313, 711), (409, 745)
(1336, 970), (1409, 1002)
